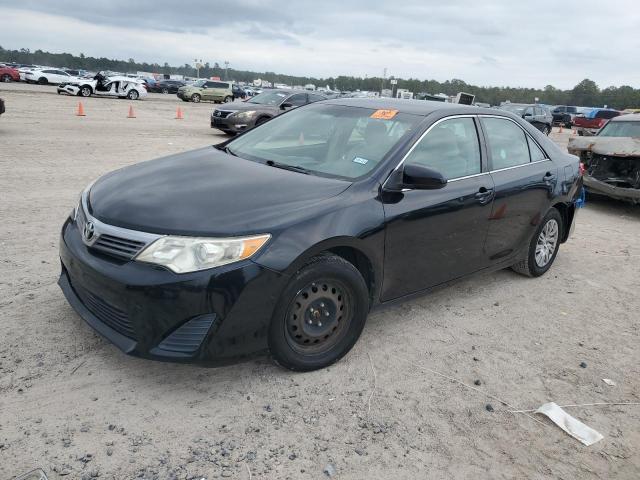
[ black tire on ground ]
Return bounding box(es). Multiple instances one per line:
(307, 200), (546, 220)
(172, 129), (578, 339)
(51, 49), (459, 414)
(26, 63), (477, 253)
(268, 254), (369, 371)
(255, 116), (270, 126)
(191, 93), (201, 103)
(511, 207), (563, 278)
(565, 122), (572, 129)
(1, 74), (11, 83)
(578, 130), (584, 136)
(127, 89), (139, 100)
(38, 77), (48, 85)
(162, 88), (169, 94)
(79, 86), (92, 97)
(543, 125), (551, 135)
(223, 96), (233, 103)
(181, 98), (189, 102)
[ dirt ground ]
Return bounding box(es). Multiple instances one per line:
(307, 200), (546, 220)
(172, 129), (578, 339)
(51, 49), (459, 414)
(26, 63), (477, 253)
(1, 82), (639, 480)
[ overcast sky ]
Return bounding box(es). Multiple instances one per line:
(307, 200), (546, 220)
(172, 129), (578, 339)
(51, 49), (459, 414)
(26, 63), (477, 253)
(1, 1), (638, 89)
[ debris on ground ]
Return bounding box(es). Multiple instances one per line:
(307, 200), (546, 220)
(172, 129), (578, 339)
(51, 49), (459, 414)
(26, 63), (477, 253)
(535, 402), (603, 446)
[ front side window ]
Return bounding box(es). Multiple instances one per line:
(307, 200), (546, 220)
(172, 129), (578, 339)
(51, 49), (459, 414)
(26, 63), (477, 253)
(247, 91), (288, 105)
(482, 117), (531, 170)
(285, 94), (308, 106)
(403, 117), (481, 180)
(226, 104), (421, 180)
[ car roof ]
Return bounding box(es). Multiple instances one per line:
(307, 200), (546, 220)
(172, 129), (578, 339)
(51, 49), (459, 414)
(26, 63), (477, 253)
(322, 97), (488, 116)
(610, 113), (640, 122)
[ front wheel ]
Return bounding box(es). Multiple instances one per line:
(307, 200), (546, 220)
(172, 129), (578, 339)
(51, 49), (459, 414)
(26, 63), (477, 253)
(512, 208), (562, 277)
(223, 95), (233, 103)
(191, 93), (201, 103)
(162, 88), (169, 94)
(127, 89), (139, 100)
(38, 77), (48, 85)
(268, 255), (369, 371)
(1, 74), (11, 83)
(79, 86), (92, 97)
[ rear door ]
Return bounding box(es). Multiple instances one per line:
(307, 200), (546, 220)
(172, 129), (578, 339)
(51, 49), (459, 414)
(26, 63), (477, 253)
(382, 115), (495, 300)
(479, 116), (556, 263)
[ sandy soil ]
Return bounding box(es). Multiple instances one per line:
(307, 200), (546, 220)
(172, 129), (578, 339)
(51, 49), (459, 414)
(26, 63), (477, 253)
(1, 83), (639, 480)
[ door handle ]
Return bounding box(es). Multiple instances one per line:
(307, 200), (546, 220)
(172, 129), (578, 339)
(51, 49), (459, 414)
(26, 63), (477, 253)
(543, 172), (556, 182)
(474, 187), (494, 204)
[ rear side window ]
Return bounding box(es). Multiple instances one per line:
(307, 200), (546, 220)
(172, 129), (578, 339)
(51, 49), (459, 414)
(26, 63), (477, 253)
(482, 117), (531, 170)
(567, 107), (577, 113)
(308, 94), (326, 103)
(404, 117), (481, 180)
(527, 137), (546, 162)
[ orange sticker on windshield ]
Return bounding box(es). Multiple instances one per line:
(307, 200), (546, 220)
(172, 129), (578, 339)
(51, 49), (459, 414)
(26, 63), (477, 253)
(370, 109), (398, 120)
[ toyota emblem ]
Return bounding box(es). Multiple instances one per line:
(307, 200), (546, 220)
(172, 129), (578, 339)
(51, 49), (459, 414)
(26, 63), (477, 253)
(83, 221), (95, 242)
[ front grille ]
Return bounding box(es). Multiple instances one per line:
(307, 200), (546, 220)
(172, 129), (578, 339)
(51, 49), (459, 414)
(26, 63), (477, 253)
(75, 285), (136, 339)
(92, 234), (146, 260)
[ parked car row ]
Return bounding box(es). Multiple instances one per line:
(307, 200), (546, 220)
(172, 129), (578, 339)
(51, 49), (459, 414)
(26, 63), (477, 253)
(497, 103), (553, 135)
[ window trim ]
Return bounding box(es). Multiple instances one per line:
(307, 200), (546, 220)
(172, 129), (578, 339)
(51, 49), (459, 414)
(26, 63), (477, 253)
(478, 114), (552, 173)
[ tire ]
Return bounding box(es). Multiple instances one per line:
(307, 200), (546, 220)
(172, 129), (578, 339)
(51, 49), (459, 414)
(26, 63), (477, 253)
(1, 74), (11, 83)
(79, 86), (92, 97)
(578, 130), (584, 136)
(511, 208), (563, 277)
(191, 93), (201, 103)
(255, 116), (270, 126)
(268, 254), (369, 371)
(127, 89), (139, 100)
(162, 88), (169, 94)
(38, 77), (48, 85)
(543, 125), (551, 135)
(223, 95), (233, 103)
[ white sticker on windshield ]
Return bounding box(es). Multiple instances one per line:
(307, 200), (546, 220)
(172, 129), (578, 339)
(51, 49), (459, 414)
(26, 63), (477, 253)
(353, 157), (369, 165)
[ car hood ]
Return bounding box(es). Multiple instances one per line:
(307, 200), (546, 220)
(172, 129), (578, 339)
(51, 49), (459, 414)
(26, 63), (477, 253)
(88, 147), (351, 236)
(216, 102), (278, 113)
(568, 136), (640, 157)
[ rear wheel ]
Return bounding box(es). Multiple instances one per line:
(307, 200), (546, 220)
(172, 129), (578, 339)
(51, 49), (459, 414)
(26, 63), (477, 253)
(223, 95), (233, 103)
(191, 93), (201, 103)
(543, 125), (551, 135)
(162, 88), (169, 94)
(127, 89), (139, 100)
(1, 74), (11, 83)
(512, 208), (562, 277)
(269, 255), (369, 371)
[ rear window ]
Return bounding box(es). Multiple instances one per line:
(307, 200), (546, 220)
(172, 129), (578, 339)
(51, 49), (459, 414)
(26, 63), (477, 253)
(595, 110), (620, 120)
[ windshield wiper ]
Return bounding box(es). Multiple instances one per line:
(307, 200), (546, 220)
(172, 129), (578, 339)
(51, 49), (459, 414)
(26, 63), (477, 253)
(265, 160), (311, 175)
(219, 145), (237, 157)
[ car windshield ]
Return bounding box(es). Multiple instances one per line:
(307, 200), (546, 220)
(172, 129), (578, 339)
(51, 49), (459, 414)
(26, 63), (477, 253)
(191, 79), (206, 87)
(225, 104), (421, 180)
(499, 104), (527, 115)
(598, 120), (640, 138)
(247, 91), (289, 105)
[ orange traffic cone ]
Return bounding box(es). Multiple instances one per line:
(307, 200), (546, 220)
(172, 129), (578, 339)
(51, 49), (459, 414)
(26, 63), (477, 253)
(127, 105), (136, 118)
(76, 101), (86, 116)
(175, 107), (184, 120)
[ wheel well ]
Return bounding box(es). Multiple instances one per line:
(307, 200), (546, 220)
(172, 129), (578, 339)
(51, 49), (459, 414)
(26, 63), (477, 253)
(551, 202), (574, 243)
(324, 246), (375, 302)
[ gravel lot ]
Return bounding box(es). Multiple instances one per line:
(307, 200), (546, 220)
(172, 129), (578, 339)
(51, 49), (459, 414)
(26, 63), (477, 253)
(1, 82), (639, 480)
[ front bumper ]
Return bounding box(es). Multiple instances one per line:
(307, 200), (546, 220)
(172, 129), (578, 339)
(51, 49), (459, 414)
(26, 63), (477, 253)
(58, 217), (288, 364)
(57, 85), (79, 95)
(210, 114), (251, 133)
(584, 175), (640, 203)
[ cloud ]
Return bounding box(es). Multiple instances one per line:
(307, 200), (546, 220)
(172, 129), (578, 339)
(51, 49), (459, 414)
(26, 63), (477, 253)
(0, 1), (639, 89)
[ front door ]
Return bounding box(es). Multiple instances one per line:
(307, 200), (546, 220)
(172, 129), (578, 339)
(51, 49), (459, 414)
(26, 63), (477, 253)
(479, 116), (557, 262)
(382, 116), (495, 301)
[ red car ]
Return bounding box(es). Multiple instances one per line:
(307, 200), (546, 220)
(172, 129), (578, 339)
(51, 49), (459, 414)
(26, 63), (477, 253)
(0, 65), (20, 83)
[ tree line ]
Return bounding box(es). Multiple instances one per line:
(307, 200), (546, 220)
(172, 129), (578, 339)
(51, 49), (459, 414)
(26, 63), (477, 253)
(2, 46), (639, 109)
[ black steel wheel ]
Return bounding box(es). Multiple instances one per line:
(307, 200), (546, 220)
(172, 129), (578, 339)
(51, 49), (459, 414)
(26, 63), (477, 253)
(269, 254), (369, 371)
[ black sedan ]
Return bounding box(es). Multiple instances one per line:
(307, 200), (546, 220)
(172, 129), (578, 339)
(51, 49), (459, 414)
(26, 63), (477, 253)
(149, 79), (185, 94)
(59, 99), (583, 371)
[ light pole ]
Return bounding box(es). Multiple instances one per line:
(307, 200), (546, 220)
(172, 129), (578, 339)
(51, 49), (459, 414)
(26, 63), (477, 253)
(194, 58), (203, 78)
(224, 61), (229, 81)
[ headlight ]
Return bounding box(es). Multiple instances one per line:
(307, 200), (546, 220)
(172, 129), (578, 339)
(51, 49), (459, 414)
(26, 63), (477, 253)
(72, 180), (95, 221)
(232, 111), (256, 120)
(135, 234), (271, 273)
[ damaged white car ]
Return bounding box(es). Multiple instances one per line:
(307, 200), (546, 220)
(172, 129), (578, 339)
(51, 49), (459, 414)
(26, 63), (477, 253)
(568, 114), (640, 204)
(57, 72), (147, 100)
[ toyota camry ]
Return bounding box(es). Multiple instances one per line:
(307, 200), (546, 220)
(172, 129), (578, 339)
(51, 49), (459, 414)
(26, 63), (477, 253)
(59, 98), (582, 371)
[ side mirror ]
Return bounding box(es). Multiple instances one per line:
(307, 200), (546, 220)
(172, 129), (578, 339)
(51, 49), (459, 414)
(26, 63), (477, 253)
(280, 102), (294, 110)
(402, 164), (447, 190)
